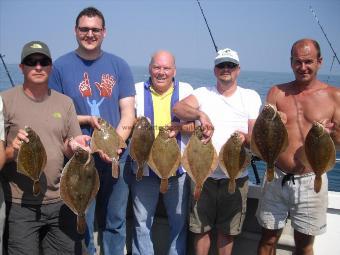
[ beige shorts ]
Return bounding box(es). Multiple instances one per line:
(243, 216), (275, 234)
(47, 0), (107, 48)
(189, 176), (248, 235)
(256, 168), (328, 235)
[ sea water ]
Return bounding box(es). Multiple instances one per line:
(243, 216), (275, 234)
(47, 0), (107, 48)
(1, 64), (340, 191)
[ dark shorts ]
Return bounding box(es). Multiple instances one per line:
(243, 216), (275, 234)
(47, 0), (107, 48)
(189, 176), (248, 235)
(4, 201), (83, 255)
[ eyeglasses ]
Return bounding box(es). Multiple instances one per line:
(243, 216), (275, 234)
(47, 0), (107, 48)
(22, 57), (51, 67)
(216, 62), (238, 69)
(78, 27), (103, 34)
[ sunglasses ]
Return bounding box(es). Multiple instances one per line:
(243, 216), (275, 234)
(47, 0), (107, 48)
(216, 62), (238, 69)
(22, 57), (51, 67)
(78, 27), (103, 34)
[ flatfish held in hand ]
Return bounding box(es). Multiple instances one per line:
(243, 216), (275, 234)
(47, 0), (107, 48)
(303, 121), (335, 193)
(251, 104), (288, 182)
(17, 126), (47, 196)
(182, 126), (218, 200)
(129, 117), (155, 181)
(60, 147), (99, 234)
(147, 127), (181, 193)
(91, 117), (127, 178)
(219, 132), (250, 193)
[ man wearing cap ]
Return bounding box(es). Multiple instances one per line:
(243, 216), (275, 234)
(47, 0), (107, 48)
(173, 48), (262, 255)
(0, 40), (90, 254)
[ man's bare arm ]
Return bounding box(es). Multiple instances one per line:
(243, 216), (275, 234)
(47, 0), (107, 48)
(173, 95), (213, 143)
(116, 96), (136, 141)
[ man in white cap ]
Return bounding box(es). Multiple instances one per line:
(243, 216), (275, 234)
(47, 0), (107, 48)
(173, 48), (262, 255)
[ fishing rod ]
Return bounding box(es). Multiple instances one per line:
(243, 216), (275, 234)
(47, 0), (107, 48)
(195, 0), (261, 184)
(0, 54), (15, 87)
(309, 5), (340, 67)
(195, 0), (218, 53)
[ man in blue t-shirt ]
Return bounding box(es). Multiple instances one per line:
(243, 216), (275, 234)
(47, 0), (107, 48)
(49, 7), (135, 255)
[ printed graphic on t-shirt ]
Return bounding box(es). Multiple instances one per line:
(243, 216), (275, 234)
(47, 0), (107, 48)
(78, 72), (116, 116)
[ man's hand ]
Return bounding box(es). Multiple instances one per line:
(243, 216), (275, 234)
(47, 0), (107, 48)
(199, 112), (214, 144)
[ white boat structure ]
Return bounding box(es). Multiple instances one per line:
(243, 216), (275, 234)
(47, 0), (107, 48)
(120, 180), (340, 255)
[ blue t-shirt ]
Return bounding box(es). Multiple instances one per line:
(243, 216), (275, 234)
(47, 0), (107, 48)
(49, 51), (135, 162)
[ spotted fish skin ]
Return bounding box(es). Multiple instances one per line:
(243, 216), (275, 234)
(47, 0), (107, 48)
(251, 104), (288, 182)
(181, 126), (218, 200)
(304, 122), (336, 193)
(17, 126), (47, 196)
(60, 147), (99, 234)
(91, 117), (127, 178)
(219, 132), (250, 193)
(147, 127), (181, 193)
(129, 117), (155, 181)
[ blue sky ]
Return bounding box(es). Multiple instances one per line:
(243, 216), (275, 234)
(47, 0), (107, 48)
(1, 0), (340, 75)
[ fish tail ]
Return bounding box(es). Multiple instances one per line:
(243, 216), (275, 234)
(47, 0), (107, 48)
(194, 185), (202, 201)
(314, 175), (322, 193)
(136, 165), (143, 181)
(111, 158), (119, 179)
(228, 179), (236, 194)
(77, 214), (86, 234)
(266, 166), (274, 182)
(33, 181), (41, 196)
(160, 179), (168, 194)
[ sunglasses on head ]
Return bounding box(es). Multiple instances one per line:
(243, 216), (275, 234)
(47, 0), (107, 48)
(22, 57), (51, 67)
(216, 62), (238, 69)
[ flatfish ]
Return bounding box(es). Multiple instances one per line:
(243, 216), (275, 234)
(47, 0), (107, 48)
(17, 126), (47, 196)
(182, 126), (218, 200)
(129, 117), (155, 181)
(219, 132), (250, 193)
(60, 147), (99, 234)
(91, 117), (127, 178)
(303, 121), (335, 193)
(251, 104), (288, 182)
(147, 127), (181, 193)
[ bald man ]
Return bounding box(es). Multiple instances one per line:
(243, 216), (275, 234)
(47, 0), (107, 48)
(130, 50), (193, 255)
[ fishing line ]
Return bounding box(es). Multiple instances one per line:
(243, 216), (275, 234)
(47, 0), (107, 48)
(195, 0), (218, 53)
(0, 54), (15, 87)
(195, 0), (261, 184)
(309, 5), (340, 74)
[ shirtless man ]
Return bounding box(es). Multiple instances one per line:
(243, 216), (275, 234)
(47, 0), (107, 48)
(256, 38), (340, 255)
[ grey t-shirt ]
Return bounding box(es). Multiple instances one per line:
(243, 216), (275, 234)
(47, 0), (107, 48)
(1, 86), (81, 204)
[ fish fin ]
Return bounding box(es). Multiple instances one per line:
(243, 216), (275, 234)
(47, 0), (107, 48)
(218, 143), (228, 173)
(112, 158), (119, 178)
(33, 180), (41, 196)
(181, 149), (196, 183)
(300, 145), (313, 170)
(77, 214), (86, 234)
(228, 179), (236, 194)
(210, 146), (219, 173)
(250, 135), (262, 159)
(266, 166), (274, 182)
(314, 175), (322, 193)
(325, 142), (336, 172)
(160, 179), (168, 194)
(194, 185), (202, 201)
(136, 164), (144, 181)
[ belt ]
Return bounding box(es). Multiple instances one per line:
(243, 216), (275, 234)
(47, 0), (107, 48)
(281, 173), (295, 187)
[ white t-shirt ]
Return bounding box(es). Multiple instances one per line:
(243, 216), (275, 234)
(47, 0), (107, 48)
(193, 86), (262, 179)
